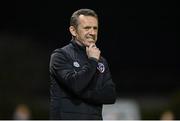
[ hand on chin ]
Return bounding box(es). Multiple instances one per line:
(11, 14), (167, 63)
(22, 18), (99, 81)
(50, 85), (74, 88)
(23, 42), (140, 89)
(82, 39), (95, 47)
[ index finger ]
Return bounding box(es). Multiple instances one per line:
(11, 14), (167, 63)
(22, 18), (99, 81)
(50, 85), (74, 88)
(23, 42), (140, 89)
(89, 44), (96, 48)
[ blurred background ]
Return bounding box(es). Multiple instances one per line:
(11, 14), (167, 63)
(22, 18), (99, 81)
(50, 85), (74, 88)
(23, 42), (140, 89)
(0, 0), (179, 120)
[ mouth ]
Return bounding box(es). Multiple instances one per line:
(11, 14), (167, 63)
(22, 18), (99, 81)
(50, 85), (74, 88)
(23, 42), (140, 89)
(87, 40), (95, 44)
(87, 37), (95, 42)
(84, 40), (95, 47)
(86, 35), (95, 40)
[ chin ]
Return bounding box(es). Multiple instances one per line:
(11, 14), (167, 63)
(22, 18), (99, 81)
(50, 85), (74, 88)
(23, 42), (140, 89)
(85, 44), (90, 47)
(83, 41), (95, 47)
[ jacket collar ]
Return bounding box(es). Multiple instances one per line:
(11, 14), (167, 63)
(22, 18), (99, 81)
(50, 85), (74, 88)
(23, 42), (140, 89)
(71, 39), (86, 52)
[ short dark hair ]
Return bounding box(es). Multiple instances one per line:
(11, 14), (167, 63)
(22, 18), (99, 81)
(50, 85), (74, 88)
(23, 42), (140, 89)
(70, 8), (98, 28)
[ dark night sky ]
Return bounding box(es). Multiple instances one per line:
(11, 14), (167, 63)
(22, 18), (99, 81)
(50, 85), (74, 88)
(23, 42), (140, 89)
(0, 0), (179, 95)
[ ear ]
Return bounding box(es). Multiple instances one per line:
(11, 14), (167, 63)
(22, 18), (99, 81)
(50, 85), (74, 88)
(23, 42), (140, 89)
(69, 26), (77, 37)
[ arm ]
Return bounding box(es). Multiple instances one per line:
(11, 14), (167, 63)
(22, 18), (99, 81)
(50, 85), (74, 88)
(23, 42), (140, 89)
(81, 59), (117, 104)
(49, 49), (98, 96)
(82, 80), (116, 105)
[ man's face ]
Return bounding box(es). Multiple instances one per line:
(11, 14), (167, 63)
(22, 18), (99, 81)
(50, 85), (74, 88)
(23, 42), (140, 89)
(71, 15), (98, 47)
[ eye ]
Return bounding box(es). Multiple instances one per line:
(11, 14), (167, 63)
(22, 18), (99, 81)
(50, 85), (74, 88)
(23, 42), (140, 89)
(84, 26), (91, 30)
(93, 27), (98, 30)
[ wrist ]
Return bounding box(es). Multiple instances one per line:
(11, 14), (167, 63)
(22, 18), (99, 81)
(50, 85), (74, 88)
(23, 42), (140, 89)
(88, 57), (99, 62)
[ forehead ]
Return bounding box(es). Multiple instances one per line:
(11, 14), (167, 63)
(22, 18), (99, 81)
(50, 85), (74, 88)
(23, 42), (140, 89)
(78, 15), (98, 26)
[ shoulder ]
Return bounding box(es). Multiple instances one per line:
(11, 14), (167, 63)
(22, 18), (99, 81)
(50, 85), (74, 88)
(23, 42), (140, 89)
(50, 42), (77, 63)
(100, 56), (108, 63)
(49, 46), (71, 66)
(61, 43), (74, 52)
(51, 43), (73, 56)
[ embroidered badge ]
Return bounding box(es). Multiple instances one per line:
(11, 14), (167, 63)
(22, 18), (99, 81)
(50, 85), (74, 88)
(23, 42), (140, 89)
(73, 61), (80, 67)
(97, 62), (105, 73)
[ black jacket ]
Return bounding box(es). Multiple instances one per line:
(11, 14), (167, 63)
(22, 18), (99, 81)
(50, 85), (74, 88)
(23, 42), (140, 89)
(49, 40), (116, 119)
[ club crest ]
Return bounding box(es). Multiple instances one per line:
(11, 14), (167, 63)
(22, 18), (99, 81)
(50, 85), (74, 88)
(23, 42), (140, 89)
(97, 62), (105, 73)
(73, 61), (80, 67)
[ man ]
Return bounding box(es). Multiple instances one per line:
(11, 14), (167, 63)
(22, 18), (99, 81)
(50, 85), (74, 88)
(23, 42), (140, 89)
(49, 8), (116, 120)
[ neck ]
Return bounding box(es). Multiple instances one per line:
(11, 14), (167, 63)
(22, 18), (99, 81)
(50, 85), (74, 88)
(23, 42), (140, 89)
(74, 39), (85, 47)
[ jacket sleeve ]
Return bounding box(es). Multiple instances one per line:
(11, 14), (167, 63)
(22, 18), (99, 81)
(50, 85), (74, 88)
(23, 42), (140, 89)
(49, 49), (98, 96)
(81, 59), (117, 104)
